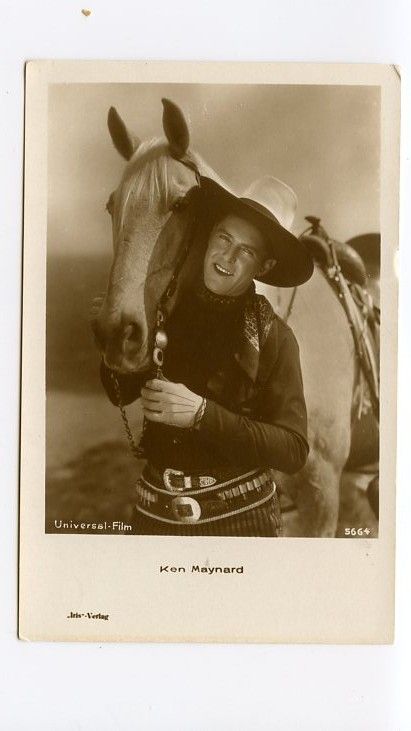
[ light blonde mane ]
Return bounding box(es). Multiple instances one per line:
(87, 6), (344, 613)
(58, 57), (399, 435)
(114, 138), (229, 237)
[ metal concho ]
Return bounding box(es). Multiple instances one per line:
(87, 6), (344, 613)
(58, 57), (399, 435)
(171, 496), (202, 523)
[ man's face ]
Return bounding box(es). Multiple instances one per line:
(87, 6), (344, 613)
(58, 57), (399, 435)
(203, 213), (276, 297)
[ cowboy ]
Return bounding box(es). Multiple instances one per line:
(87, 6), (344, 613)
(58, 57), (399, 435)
(100, 175), (313, 536)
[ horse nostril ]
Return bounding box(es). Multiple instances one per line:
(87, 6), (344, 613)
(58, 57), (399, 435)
(123, 324), (135, 341)
(122, 322), (143, 352)
(92, 316), (145, 364)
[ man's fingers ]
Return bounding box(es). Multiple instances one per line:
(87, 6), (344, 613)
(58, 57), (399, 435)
(141, 390), (171, 406)
(143, 407), (193, 422)
(143, 405), (193, 415)
(142, 390), (194, 408)
(143, 409), (163, 422)
(144, 379), (164, 391)
(142, 403), (163, 413)
(166, 407), (193, 415)
(141, 387), (163, 401)
(145, 379), (192, 400)
(157, 388), (195, 405)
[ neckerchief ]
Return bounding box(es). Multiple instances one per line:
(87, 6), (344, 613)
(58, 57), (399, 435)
(235, 293), (276, 383)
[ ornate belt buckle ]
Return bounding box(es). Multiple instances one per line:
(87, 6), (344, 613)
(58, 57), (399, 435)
(163, 468), (191, 492)
(172, 496), (201, 523)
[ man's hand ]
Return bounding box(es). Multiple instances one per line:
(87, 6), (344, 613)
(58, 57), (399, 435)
(141, 379), (203, 429)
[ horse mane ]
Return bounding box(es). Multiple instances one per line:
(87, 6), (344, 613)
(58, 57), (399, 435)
(114, 138), (230, 236)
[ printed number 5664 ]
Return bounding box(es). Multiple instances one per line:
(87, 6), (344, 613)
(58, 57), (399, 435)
(345, 527), (371, 536)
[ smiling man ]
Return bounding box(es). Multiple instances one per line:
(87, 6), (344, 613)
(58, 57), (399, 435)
(101, 175), (313, 537)
(203, 213), (276, 297)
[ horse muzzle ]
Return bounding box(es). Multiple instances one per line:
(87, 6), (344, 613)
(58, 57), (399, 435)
(91, 317), (149, 374)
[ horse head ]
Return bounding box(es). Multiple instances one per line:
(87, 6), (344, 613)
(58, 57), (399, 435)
(91, 99), (215, 373)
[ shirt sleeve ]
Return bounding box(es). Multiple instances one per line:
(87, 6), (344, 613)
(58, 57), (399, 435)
(198, 329), (309, 474)
(99, 359), (148, 406)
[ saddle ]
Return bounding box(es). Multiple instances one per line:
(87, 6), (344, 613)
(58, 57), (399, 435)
(300, 216), (380, 421)
(301, 216), (369, 286)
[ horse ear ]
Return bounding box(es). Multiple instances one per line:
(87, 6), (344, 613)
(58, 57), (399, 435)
(107, 107), (140, 161)
(162, 98), (189, 157)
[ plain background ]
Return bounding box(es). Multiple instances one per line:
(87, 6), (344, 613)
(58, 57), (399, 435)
(1, 1), (410, 729)
(48, 83), (380, 256)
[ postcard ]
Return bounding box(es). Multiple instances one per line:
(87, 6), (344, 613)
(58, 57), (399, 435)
(19, 61), (399, 642)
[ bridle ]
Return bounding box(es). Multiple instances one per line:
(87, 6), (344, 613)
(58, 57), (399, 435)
(109, 153), (202, 460)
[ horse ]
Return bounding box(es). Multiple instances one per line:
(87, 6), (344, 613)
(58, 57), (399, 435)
(91, 98), (367, 537)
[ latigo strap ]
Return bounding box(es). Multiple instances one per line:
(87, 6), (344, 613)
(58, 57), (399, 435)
(136, 467), (276, 525)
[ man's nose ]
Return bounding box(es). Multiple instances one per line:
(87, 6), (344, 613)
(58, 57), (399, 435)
(222, 243), (237, 263)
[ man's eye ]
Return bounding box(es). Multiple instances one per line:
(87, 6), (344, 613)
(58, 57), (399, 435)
(241, 247), (254, 258)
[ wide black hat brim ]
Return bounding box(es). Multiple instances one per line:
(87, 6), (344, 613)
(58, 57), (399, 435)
(200, 176), (314, 287)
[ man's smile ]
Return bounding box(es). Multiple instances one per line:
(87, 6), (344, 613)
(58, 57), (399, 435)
(214, 262), (234, 276)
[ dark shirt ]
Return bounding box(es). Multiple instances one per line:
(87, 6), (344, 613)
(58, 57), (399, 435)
(100, 283), (309, 476)
(164, 282), (248, 393)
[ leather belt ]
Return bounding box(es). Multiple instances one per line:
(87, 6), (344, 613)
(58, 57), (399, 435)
(136, 466), (276, 525)
(148, 464), (219, 491)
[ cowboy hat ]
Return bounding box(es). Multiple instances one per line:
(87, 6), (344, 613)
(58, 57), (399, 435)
(200, 175), (314, 287)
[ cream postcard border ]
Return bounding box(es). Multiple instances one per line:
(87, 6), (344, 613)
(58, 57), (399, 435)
(19, 61), (399, 643)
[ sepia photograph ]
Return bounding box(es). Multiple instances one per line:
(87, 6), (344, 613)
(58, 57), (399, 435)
(2, 0), (408, 724)
(19, 61), (398, 644)
(46, 82), (380, 538)
(0, 0), (411, 720)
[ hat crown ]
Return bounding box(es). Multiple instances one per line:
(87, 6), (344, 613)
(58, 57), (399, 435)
(241, 176), (297, 232)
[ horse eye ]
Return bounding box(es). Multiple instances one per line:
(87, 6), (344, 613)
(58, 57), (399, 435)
(106, 193), (115, 215)
(171, 196), (186, 213)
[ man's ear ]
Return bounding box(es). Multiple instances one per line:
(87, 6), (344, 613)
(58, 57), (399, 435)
(258, 258), (277, 277)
